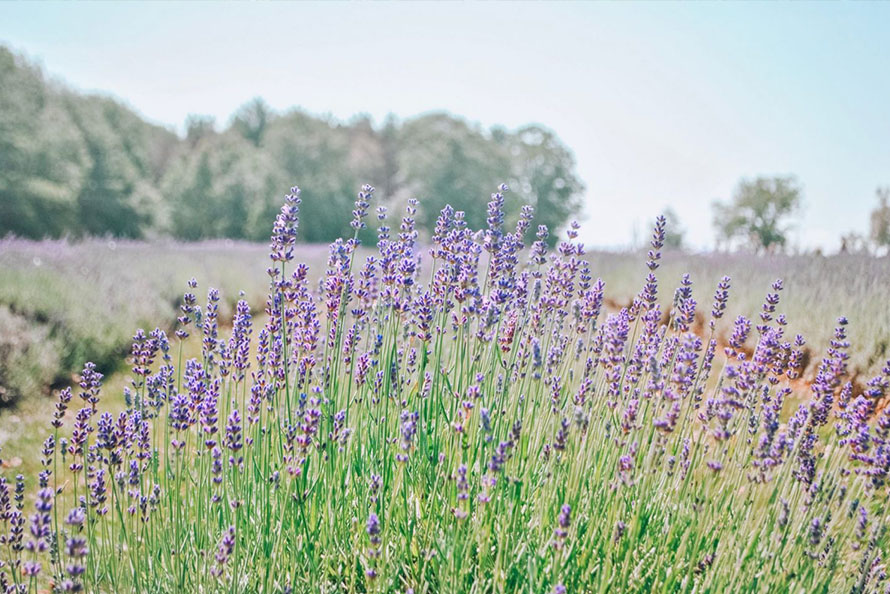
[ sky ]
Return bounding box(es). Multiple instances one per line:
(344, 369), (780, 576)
(2, 2), (888, 251)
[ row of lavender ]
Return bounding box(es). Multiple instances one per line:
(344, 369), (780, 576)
(1, 184), (888, 592)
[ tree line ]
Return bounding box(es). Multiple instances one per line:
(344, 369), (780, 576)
(0, 47), (584, 244)
(5, 46), (886, 255)
(654, 177), (889, 255)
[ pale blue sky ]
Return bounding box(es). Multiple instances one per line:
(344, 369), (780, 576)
(2, 2), (888, 250)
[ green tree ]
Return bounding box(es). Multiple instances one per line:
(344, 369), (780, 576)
(232, 98), (272, 147)
(378, 114), (402, 202)
(262, 111), (362, 243)
(0, 48), (82, 237)
(163, 132), (277, 240)
(712, 176), (803, 253)
(397, 113), (513, 232)
(66, 94), (166, 237)
(0, 47), (175, 238)
(869, 186), (890, 255)
(506, 125), (585, 245)
(185, 114), (216, 147)
(167, 151), (215, 240)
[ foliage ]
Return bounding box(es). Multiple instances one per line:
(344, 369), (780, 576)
(506, 125), (585, 245)
(231, 97), (272, 147)
(0, 185), (889, 593)
(0, 47), (177, 240)
(0, 46), (584, 243)
(712, 176), (803, 253)
(398, 114), (513, 233)
(870, 186), (890, 253)
(162, 132), (279, 241)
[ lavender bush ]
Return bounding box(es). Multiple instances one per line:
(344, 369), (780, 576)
(0, 183), (888, 593)
(0, 239), (284, 403)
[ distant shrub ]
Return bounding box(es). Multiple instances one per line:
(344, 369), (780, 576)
(0, 239), (276, 404)
(0, 306), (60, 404)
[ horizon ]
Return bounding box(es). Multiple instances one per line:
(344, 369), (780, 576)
(2, 2), (888, 251)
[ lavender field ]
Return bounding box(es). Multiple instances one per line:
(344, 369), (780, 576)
(0, 184), (888, 592)
(2, 226), (888, 407)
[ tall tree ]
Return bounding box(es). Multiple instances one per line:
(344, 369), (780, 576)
(1, 47), (175, 238)
(397, 113), (512, 232)
(506, 125), (585, 245)
(0, 47), (82, 238)
(378, 114), (402, 203)
(232, 98), (272, 147)
(869, 186), (890, 255)
(712, 176), (803, 253)
(163, 132), (277, 240)
(185, 114), (216, 147)
(66, 95), (163, 238)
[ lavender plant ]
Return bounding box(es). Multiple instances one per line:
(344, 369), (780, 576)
(1, 183), (889, 593)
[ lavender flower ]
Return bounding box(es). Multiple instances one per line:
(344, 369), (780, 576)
(711, 276), (731, 321)
(397, 410), (419, 463)
(211, 526), (236, 577)
(225, 410), (243, 467)
(365, 512), (381, 579)
(647, 215), (666, 271)
(351, 184), (374, 231)
(552, 503), (572, 550)
(270, 187), (302, 263)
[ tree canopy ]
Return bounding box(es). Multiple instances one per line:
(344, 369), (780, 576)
(870, 186), (890, 254)
(0, 47), (585, 243)
(712, 176), (803, 253)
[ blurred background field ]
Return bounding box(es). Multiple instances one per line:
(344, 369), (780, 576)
(0, 240), (272, 402)
(2, 239), (887, 409)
